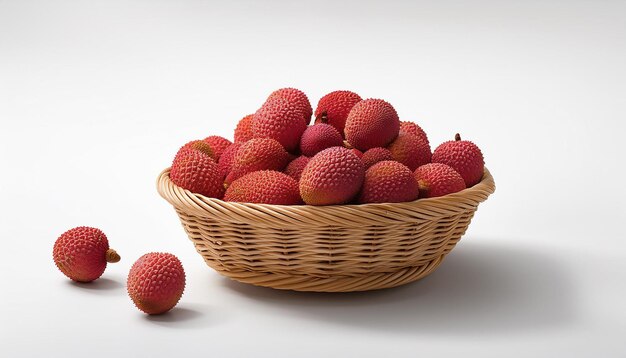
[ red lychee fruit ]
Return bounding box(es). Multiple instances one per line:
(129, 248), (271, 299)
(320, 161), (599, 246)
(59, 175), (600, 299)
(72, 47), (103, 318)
(344, 99), (400, 151)
(252, 97), (307, 153)
(414, 163), (466, 198)
(361, 147), (393, 169)
(432, 133), (485, 187)
(225, 170), (303, 205)
(299, 123), (344, 157)
(53, 227), (120, 282)
(387, 132), (431, 171)
(127, 252), (185, 315)
(350, 148), (363, 158)
(217, 142), (242, 179)
(357, 161), (419, 204)
(300, 147), (365, 205)
(314, 90), (362, 135)
(203, 135), (232, 161)
(234, 114), (254, 143)
(170, 149), (224, 198)
(225, 138), (290, 185)
(399, 121), (429, 147)
(284, 155), (310, 181)
(266, 87), (312, 125)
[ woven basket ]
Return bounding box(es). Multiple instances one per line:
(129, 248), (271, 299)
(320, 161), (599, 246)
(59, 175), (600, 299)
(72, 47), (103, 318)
(157, 168), (495, 292)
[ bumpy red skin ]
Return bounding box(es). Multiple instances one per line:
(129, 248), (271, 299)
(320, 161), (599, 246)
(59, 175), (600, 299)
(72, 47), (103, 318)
(414, 163), (466, 198)
(432, 137), (484, 187)
(266, 88), (312, 125)
(225, 138), (290, 185)
(358, 161), (419, 204)
(225, 170), (303, 205)
(284, 155), (310, 181)
(127, 253), (186, 315)
(387, 132), (432, 171)
(314, 90), (362, 136)
(350, 148), (363, 158)
(361, 147), (393, 169)
(174, 140), (215, 161)
(234, 114), (254, 143)
(203, 136), (232, 161)
(217, 142), (242, 179)
(170, 150), (224, 198)
(344, 99), (400, 151)
(399, 121), (429, 147)
(252, 97), (307, 153)
(53, 227), (110, 282)
(300, 147), (365, 205)
(299, 124), (344, 157)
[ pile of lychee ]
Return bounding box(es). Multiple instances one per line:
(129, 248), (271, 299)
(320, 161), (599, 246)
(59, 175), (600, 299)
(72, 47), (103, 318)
(170, 88), (485, 206)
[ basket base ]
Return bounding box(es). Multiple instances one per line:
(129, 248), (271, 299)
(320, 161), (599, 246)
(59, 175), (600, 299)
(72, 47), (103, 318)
(208, 255), (447, 292)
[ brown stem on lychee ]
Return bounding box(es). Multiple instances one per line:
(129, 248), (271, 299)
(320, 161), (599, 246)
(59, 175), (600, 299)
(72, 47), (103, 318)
(342, 140), (353, 149)
(223, 182), (229, 190)
(455, 133), (461, 141)
(106, 249), (121, 263)
(316, 111), (328, 124)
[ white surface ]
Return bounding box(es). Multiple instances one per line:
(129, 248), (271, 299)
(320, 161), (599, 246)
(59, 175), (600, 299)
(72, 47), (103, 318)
(1, 1), (625, 357)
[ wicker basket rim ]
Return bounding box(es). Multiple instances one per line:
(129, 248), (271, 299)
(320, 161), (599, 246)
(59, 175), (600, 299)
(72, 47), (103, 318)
(157, 166), (495, 215)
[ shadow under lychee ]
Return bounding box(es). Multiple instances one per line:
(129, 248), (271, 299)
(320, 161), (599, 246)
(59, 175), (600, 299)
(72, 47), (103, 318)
(221, 239), (578, 336)
(68, 277), (124, 293)
(144, 306), (206, 327)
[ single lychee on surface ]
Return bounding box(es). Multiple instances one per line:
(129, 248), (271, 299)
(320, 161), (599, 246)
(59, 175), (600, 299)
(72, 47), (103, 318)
(299, 146), (365, 205)
(225, 138), (290, 185)
(414, 163), (466, 198)
(344, 99), (400, 151)
(399, 121), (429, 146)
(252, 97), (307, 153)
(284, 155), (310, 181)
(432, 133), (485, 187)
(225, 170), (303, 205)
(203, 135), (232, 161)
(361, 147), (393, 169)
(127, 252), (185, 315)
(234, 114), (254, 143)
(357, 161), (419, 204)
(387, 132), (431, 171)
(170, 149), (225, 198)
(299, 123), (344, 157)
(53, 226), (120, 282)
(314, 90), (362, 135)
(266, 87), (312, 125)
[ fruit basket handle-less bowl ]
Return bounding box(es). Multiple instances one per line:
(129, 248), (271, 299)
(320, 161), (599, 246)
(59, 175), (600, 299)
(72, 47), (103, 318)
(157, 168), (495, 292)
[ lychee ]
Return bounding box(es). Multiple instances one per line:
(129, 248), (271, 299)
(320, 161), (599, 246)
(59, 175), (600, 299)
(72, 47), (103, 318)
(344, 99), (400, 151)
(284, 155), (310, 181)
(174, 140), (215, 161)
(299, 123), (344, 157)
(53, 226), (120, 282)
(399, 121), (429, 146)
(361, 147), (393, 169)
(387, 132), (431, 171)
(314, 90), (362, 135)
(203, 135), (232, 161)
(170, 149), (224, 198)
(357, 161), (419, 204)
(217, 142), (242, 179)
(234, 114), (254, 143)
(432, 133), (484, 187)
(414, 163), (466, 198)
(350, 148), (363, 158)
(266, 87), (312, 125)
(225, 170), (303, 205)
(252, 97), (307, 153)
(127, 252), (185, 315)
(299, 147), (365, 205)
(225, 138), (290, 185)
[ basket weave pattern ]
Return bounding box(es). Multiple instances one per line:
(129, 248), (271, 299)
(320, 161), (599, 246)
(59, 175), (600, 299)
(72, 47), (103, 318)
(157, 168), (495, 292)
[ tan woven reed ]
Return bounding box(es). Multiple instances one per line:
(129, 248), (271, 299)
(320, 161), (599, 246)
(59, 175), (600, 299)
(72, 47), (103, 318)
(157, 168), (495, 292)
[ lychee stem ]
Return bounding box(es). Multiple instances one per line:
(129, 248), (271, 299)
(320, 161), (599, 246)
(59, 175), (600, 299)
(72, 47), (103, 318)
(455, 133), (461, 141)
(316, 111), (328, 124)
(106, 249), (121, 263)
(343, 140), (354, 149)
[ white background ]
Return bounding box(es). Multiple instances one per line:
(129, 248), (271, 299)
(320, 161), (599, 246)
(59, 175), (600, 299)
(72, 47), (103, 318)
(1, 0), (625, 357)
